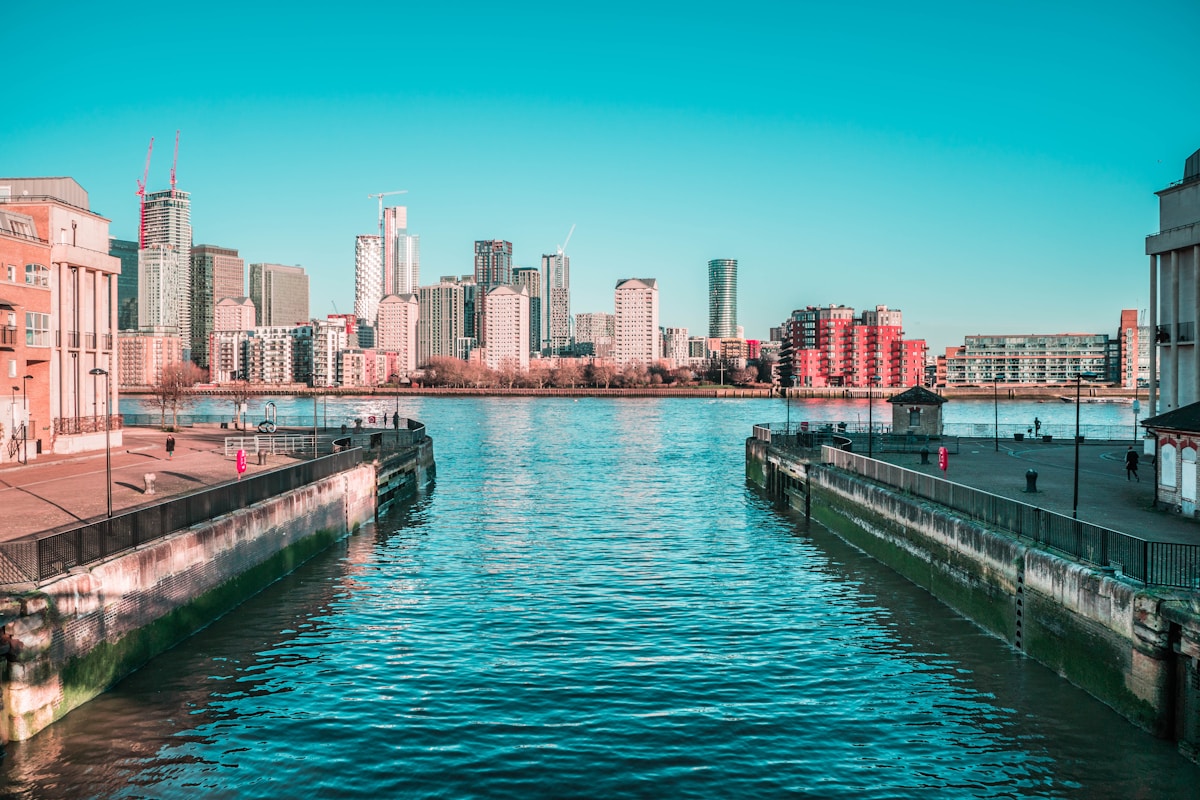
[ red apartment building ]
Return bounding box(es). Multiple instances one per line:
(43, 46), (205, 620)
(781, 304), (927, 388)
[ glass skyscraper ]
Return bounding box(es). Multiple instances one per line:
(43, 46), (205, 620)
(707, 258), (738, 338)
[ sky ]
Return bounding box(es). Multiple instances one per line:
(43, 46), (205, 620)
(6, 1), (1199, 354)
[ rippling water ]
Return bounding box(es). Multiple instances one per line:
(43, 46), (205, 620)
(2, 398), (1195, 799)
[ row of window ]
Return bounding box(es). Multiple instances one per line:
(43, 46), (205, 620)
(4, 264), (51, 287)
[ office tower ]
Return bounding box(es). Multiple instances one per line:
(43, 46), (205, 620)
(249, 263), (310, 327)
(141, 188), (192, 354)
(111, 238), (139, 330)
(418, 276), (473, 366)
(708, 258), (737, 339)
(513, 266), (543, 356)
(190, 245), (244, 369)
(484, 285), (530, 371)
(473, 240), (512, 344)
(355, 234), (382, 325)
(613, 278), (660, 366)
(377, 293), (419, 376)
(383, 207), (420, 297)
(574, 312), (614, 358)
(544, 250), (571, 355)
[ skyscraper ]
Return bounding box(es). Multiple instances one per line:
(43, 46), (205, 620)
(249, 263), (310, 327)
(708, 258), (737, 339)
(513, 266), (543, 356)
(418, 276), (473, 366)
(544, 250), (571, 355)
(484, 285), (530, 371)
(190, 244), (244, 369)
(355, 234), (382, 325)
(111, 238), (139, 331)
(473, 240), (512, 343)
(377, 294), (420, 376)
(140, 188), (192, 353)
(383, 207), (420, 296)
(614, 278), (660, 366)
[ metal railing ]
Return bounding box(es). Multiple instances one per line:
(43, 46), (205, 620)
(821, 446), (1200, 588)
(0, 448), (365, 586)
(53, 415), (124, 435)
(223, 434), (316, 457)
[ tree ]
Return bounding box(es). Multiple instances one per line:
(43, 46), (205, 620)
(152, 362), (205, 430)
(550, 362), (582, 389)
(588, 362), (617, 389)
(228, 379), (256, 430)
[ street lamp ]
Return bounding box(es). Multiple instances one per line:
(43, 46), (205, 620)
(8, 386), (16, 463)
(1072, 371), (1100, 520)
(993, 372), (1005, 452)
(867, 375), (881, 459)
(70, 352), (78, 430)
(89, 368), (112, 518)
(21, 374), (31, 465)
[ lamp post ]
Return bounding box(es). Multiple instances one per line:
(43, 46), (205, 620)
(993, 372), (1005, 452)
(70, 351), (78, 430)
(1132, 398), (1141, 444)
(21, 374), (31, 464)
(867, 375), (881, 459)
(89, 368), (112, 518)
(1072, 371), (1099, 520)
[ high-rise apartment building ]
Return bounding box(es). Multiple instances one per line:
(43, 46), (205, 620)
(613, 278), (660, 366)
(574, 312), (614, 358)
(484, 285), (530, 371)
(111, 238), (139, 331)
(474, 240), (512, 344)
(708, 258), (737, 339)
(513, 266), (543, 356)
(383, 207), (420, 296)
(249, 263), (309, 327)
(311, 318), (346, 386)
(942, 334), (1109, 386)
(418, 276), (474, 366)
(377, 293), (419, 376)
(782, 304), (926, 388)
(141, 188), (192, 354)
(190, 244), (244, 370)
(1147, 147), (1200, 413)
(116, 328), (184, 389)
(355, 234), (382, 325)
(662, 327), (690, 365)
(543, 250), (571, 355)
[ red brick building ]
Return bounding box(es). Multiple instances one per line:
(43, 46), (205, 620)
(780, 304), (927, 388)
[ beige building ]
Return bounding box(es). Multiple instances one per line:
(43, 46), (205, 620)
(249, 263), (309, 327)
(484, 285), (530, 371)
(117, 328), (184, 389)
(377, 293), (419, 376)
(613, 278), (660, 367)
(214, 296), (256, 331)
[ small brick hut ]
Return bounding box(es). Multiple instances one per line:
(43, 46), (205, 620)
(887, 386), (946, 437)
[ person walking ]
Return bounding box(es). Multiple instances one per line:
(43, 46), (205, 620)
(166, 434), (176, 461)
(1125, 446), (1140, 482)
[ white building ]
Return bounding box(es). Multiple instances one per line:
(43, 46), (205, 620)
(141, 188), (192, 354)
(137, 244), (186, 339)
(662, 326), (690, 366)
(384, 207), (420, 296)
(377, 293), (419, 376)
(484, 285), (530, 371)
(544, 250), (571, 355)
(210, 329), (248, 383)
(311, 318), (347, 387)
(614, 278), (660, 366)
(354, 234), (382, 325)
(214, 296), (256, 331)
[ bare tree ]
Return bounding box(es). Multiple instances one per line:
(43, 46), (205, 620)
(228, 379), (255, 430)
(152, 362), (205, 430)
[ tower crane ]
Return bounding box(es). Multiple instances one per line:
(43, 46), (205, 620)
(557, 223), (576, 260)
(368, 190), (408, 237)
(170, 130), (180, 192)
(136, 137), (155, 249)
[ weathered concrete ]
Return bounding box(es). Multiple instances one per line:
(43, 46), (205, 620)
(0, 460), (383, 743)
(748, 437), (1200, 757)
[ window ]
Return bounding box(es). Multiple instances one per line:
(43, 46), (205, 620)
(25, 264), (49, 288)
(25, 312), (49, 346)
(5, 265), (13, 282)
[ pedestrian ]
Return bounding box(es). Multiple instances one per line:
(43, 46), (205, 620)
(1125, 446), (1140, 482)
(393, 411), (400, 430)
(1034, 417), (1042, 438)
(166, 434), (176, 460)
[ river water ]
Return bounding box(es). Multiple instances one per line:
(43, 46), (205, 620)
(1, 396), (1195, 799)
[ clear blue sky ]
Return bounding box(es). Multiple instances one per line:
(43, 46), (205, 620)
(7, 1), (1199, 353)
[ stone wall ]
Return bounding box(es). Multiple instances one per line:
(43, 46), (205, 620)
(0, 462), (378, 742)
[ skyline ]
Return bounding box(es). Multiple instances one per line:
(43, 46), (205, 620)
(6, 2), (1200, 353)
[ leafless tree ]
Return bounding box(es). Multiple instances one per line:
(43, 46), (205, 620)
(151, 362), (205, 430)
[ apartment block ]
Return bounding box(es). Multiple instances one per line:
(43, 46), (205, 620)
(117, 328), (184, 388)
(613, 278), (660, 366)
(484, 285), (530, 371)
(941, 333), (1110, 385)
(781, 304), (926, 388)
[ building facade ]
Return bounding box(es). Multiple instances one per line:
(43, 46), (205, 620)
(780, 304), (926, 388)
(483, 285), (530, 371)
(418, 276), (474, 366)
(354, 234), (382, 325)
(707, 258), (737, 338)
(117, 328), (184, 388)
(249, 263), (309, 327)
(613, 278), (660, 366)
(575, 312), (614, 358)
(544, 250), (571, 355)
(474, 240), (512, 343)
(111, 237), (138, 331)
(377, 293), (419, 376)
(141, 188), (192, 355)
(941, 333), (1111, 385)
(513, 266), (543, 356)
(383, 207), (420, 297)
(189, 244), (244, 370)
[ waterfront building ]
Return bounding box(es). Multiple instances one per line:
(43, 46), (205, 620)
(781, 304), (926, 388)
(354, 234), (382, 325)
(141, 188), (192, 356)
(0, 177), (121, 457)
(942, 333), (1111, 386)
(663, 327), (690, 367)
(214, 296), (256, 331)
(209, 329), (248, 383)
(613, 278), (660, 367)
(513, 266), (543, 356)
(377, 293), (419, 376)
(339, 348), (395, 388)
(1147, 147), (1200, 413)
(574, 312), (614, 358)
(1115, 308), (1152, 390)
(474, 240), (512, 343)
(418, 276), (474, 366)
(111, 237), (139, 331)
(708, 258), (737, 339)
(311, 317), (346, 387)
(117, 328), (184, 388)
(383, 207), (419, 297)
(244, 325), (310, 385)
(189, 244), (244, 371)
(249, 263), (309, 327)
(544, 250), (571, 355)
(483, 285), (530, 372)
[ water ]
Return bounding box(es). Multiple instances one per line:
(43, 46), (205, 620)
(1, 397), (1194, 799)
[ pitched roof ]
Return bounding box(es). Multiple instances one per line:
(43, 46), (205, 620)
(1142, 401), (1200, 434)
(887, 386), (947, 406)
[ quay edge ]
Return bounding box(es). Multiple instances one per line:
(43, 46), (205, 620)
(747, 436), (1200, 759)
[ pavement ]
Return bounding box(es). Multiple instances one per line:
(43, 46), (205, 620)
(875, 437), (1198, 544)
(0, 425), (310, 541)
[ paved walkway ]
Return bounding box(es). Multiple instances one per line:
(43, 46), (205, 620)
(0, 426), (309, 541)
(874, 437), (1198, 544)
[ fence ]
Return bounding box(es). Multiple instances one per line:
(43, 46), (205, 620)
(752, 423), (959, 455)
(0, 448), (365, 586)
(821, 446), (1200, 588)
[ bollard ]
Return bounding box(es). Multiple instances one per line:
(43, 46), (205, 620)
(1025, 469), (1038, 493)
(143, 473), (156, 494)
(920, 447), (930, 465)
(257, 450), (267, 465)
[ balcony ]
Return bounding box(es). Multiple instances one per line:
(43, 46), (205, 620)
(0, 326), (16, 349)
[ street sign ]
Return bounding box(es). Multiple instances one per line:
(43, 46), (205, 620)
(938, 446), (949, 473)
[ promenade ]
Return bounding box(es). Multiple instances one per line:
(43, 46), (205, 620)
(875, 437), (1199, 545)
(0, 426), (307, 541)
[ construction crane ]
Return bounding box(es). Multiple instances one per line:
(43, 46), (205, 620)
(368, 190), (408, 237)
(169, 130), (180, 192)
(557, 223), (576, 260)
(136, 137), (155, 249)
